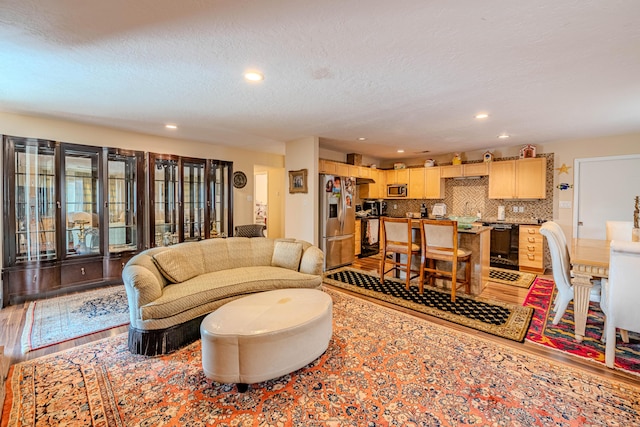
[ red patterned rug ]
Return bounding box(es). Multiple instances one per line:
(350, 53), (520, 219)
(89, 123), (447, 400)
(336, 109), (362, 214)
(524, 277), (640, 375)
(3, 288), (640, 426)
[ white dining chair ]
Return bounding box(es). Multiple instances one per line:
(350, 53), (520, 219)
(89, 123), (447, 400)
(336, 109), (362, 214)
(605, 221), (633, 242)
(600, 240), (640, 368)
(540, 222), (601, 325)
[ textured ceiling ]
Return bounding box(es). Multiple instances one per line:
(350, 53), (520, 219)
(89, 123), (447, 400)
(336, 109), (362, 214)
(1, 0), (639, 159)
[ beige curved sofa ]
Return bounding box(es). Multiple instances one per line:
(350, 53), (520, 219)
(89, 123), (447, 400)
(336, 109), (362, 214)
(122, 237), (324, 356)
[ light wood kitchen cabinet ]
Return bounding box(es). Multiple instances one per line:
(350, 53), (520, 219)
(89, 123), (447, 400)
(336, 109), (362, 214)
(463, 162), (489, 176)
(359, 168), (384, 199)
(408, 168), (425, 198)
(424, 167), (444, 199)
(516, 157), (546, 199)
(334, 162), (350, 176)
(355, 219), (361, 256)
(386, 168), (409, 185)
(318, 159), (336, 174)
(440, 165), (463, 178)
(441, 162), (488, 179)
(488, 158), (546, 199)
(519, 224), (544, 273)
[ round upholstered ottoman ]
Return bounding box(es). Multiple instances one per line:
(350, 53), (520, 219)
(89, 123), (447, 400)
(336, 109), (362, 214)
(200, 288), (333, 392)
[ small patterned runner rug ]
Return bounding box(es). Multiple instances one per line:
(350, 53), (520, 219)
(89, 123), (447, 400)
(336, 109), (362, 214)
(489, 266), (536, 288)
(324, 266), (533, 342)
(3, 289), (639, 426)
(524, 277), (640, 375)
(21, 285), (129, 354)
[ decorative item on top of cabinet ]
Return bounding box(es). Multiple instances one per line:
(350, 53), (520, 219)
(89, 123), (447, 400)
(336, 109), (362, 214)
(519, 144), (537, 159)
(483, 151), (494, 162)
(519, 224), (544, 273)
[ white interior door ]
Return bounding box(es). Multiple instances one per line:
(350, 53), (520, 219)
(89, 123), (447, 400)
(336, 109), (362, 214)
(574, 154), (640, 239)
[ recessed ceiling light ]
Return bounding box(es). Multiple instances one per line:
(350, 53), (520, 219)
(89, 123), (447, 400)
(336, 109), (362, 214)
(244, 71), (264, 82)
(357, 137), (367, 141)
(397, 149), (405, 153)
(475, 113), (489, 119)
(498, 134), (510, 139)
(165, 124), (178, 130)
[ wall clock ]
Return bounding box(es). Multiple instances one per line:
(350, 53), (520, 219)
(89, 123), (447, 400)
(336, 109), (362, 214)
(233, 171), (247, 189)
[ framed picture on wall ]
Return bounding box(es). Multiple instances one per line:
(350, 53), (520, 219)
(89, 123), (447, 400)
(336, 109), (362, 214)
(288, 169), (308, 193)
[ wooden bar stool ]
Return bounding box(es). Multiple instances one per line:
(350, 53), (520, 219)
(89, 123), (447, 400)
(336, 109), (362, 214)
(419, 219), (472, 302)
(379, 217), (420, 290)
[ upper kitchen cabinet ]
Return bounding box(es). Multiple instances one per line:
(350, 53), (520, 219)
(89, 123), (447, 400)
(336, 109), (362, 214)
(386, 168), (409, 185)
(424, 167), (444, 199)
(408, 168), (425, 198)
(488, 158), (546, 199)
(359, 168), (385, 199)
(441, 163), (488, 178)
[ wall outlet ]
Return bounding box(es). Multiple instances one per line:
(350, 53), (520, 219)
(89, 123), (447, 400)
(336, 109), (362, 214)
(559, 201), (572, 209)
(512, 206), (518, 213)
(393, 204), (398, 209)
(518, 206), (524, 213)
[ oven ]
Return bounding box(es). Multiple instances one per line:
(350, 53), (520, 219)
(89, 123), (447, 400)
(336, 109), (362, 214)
(360, 217), (380, 257)
(485, 223), (519, 270)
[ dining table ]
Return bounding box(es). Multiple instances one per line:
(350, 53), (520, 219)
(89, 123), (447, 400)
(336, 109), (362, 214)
(569, 238), (610, 342)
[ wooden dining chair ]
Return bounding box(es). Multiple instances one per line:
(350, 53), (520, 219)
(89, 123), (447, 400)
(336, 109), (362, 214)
(379, 217), (420, 290)
(418, 219), (472, 302)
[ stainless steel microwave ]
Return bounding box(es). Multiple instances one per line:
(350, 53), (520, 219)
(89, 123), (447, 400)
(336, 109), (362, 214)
(387, 183), (407, 198)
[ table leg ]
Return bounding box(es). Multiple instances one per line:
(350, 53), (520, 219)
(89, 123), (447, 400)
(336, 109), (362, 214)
(571, 272), (594, 343)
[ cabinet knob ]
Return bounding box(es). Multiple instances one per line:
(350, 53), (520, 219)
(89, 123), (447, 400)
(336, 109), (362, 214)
(121, 262), (125, 268)
(32, 274), (38, 284)
(81, 267), (85, 275)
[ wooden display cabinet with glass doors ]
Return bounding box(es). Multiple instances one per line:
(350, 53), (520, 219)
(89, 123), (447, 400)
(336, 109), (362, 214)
(2, 136), (145, 306)
(102, 148), (145, 281)
(148, 153), (233, 247)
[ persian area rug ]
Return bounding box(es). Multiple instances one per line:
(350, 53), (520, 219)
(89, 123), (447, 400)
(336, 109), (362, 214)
(524, 277), (640, 376)
(21, 285), (129, 354)
(3, 289), (639, 426)
(324, 267), (533, 342)
(489, 266), (536, 288)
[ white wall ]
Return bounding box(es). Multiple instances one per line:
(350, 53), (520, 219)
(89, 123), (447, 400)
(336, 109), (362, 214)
(285, 136), (319, 243)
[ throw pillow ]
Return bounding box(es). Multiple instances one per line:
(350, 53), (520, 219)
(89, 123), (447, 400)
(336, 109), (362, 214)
(271, 241), (303, 271)
(152, 249), (199, 283)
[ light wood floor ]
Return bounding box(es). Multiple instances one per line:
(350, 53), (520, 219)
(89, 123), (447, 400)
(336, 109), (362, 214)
(0, 256), (638, 388)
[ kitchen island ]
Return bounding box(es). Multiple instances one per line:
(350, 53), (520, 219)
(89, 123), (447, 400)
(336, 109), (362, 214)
(387, 219), (491, 296)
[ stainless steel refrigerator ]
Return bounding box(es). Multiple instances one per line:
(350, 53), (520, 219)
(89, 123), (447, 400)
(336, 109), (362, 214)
(320, 174), (356, 271)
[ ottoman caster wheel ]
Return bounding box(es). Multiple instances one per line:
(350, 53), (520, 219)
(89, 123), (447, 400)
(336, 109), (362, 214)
(237, 383), (249, 393)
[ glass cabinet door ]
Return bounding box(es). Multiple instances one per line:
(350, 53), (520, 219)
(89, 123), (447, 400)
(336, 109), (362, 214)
(151, 156), (179, 246)
(63, 145), (101, 256)
(209, 160), (232, 238)
(12, 138), (57, 262)
(107, 150), (141, 252)
(183, 158), (206, 241)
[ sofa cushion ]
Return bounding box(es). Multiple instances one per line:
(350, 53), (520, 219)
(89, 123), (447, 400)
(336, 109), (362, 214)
(139, 266), (322, 320)
(271, 241), (303, 270)
(152, 249), (200, 283)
